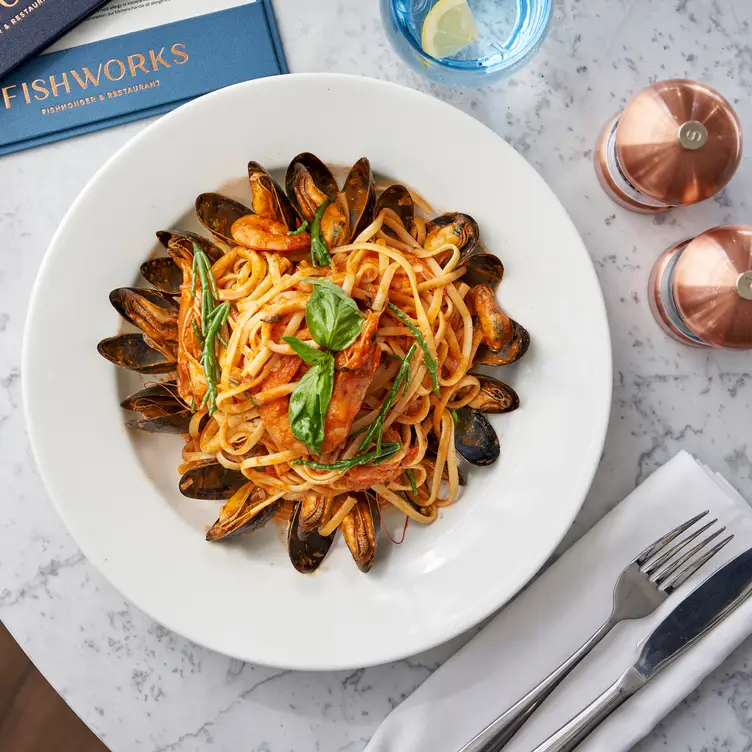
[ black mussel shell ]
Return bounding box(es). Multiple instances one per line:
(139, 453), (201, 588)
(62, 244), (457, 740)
(97, 334), (176, 374)
(343, 157), (376, 241)
(126, 411), (192, 434)
(140, 258), (183, 295)
(206, 486), (279, 541)
(195, 193), (252, 245)
(474, 321), (531, 367)
(468, 375), (520, 414)
(463, 251), (504, 291)
(121, 381), (185, 417)
(288, 501), (335, 573)
(454, 407), (500, 467)
(109, 288), (179, 355)
(298, 495), (332, 536)
(374, 184), (414, 236)
(469, 283), (512, 353)
(425, 213), (480, 259)
(341, 493), (380, 573)
(180, 462), (248, 501)
(248, 161), (300, 231)
(156, 229), (225, 264)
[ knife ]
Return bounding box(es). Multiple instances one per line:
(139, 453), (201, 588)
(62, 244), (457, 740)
(530, 545), (752, 752)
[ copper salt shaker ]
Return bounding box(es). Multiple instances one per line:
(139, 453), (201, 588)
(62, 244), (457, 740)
(596, 79), (743, 213)
(649, 225), (752, 349)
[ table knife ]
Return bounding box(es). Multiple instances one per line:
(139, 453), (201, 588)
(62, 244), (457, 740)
(530, 545), (752, 752)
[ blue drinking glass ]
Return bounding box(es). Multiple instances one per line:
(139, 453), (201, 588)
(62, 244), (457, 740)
(381, 0), (553, 87)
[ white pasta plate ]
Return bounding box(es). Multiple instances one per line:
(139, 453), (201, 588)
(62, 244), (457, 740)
(23, 74), (611, 670)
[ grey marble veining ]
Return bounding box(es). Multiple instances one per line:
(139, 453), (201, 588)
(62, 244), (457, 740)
(1, 0), (752, 750)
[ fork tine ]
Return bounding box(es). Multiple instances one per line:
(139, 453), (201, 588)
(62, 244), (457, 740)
(641, 518), (718, 576)
(635, 511), (709, 566)
(653, 526), (728, 588)
(660, 534), (735, 594)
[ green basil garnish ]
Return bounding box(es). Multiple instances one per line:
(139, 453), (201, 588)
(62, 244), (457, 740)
(387, 303), (440, 396)
(293, 442), (401, 472)
(310, 200), (332, 267)
(282, 336), (328, 366)
(303, 278), (364, 352)
(288, 220), (309, 236)
(286, 344), (335, 455)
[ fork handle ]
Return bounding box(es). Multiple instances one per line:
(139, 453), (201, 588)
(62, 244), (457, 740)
(458, 618), (615, 752)
(529, 667), (645, 752)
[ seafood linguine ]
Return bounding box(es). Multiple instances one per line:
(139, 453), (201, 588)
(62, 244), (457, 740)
(98, 153), (528, 574)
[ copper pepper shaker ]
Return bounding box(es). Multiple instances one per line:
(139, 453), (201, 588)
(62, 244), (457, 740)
(595, 79), (743, 213)
(649, 225), (752, 349)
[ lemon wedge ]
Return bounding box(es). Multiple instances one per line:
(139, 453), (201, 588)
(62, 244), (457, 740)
(421, 0), (479, 59)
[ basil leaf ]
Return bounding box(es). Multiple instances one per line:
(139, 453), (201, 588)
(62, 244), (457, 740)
(310, 200), (332, 267)
(282, 336), (328, 366)
(303, 278), (364, 351)
(293, 442), (401, 472)
(287, 352), (334, 455)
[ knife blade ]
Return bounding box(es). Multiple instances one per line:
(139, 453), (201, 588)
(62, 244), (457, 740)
(531, 545), (752, 752)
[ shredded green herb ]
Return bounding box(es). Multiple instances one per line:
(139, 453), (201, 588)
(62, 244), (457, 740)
(293, 442), (401, 472)
(310, 199), (332, 267)
(406, 468), (418, 496)
(288, 220), (309, 236)
(451, 409), (459, 425)
(387, 303), (440, 395)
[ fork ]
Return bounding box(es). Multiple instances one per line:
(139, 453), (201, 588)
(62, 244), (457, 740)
(458, 511), (733, 752)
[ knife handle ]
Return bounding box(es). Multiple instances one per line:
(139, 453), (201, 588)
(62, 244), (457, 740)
(530, 668), (645, 752)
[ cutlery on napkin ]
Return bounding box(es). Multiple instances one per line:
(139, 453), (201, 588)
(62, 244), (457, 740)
(365, 451), (752, 752)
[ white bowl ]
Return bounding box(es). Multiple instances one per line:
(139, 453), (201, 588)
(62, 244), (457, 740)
(23, 74), (611, 670)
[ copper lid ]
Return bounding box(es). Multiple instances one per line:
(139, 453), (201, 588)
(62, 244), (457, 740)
(673, 225), (752, 349)
(615, 79), (742, 206)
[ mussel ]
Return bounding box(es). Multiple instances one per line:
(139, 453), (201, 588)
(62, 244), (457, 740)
(467, 375), (520, 414)
(468, 283), (512, 353)
(179, 462), (247, 500)
(341, 493), (380, 573)
(97, 334), (176, 374)
(374, 184), (414, 236)
(288, 500), (335, 574)
(474, 321), (531, 367)
(195, 193), (253, 245)
(454, 407), (500, 467)
(298, 495), (332, 535)
(140, 258), (183, 295)
(248, 161), (300, 231)
(109, 288), (179, 357)
(125, 412), (192, 434)
(285, 153), (350, 247)
(121, 381), (185, 417)
(425, 213), (479, 260)
(462, 251), (504, 291)
(157, 229), (225, 264)
(342, 157), (376, 240)
(206, 485), (279, 541)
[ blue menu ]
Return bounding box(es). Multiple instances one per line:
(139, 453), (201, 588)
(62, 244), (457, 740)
(0, 0), (287, 155)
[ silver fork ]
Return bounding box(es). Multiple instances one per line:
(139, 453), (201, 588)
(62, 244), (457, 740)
(458, 511), (734, 752)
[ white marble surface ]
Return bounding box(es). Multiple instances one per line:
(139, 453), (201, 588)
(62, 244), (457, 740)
(1, 0), (752, 750)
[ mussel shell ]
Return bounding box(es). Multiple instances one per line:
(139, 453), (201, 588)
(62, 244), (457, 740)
(468, 375), (520, 413)
(425, 213), (480, 259)
(469, 283), (512, 353)
(195, 193), (252, 245)
(298, 495), (332, 536)
(156, 229), (225, 264)
(374, 184), (414, 235)
(463, 251), (504, 291)
(126, 411), (192, 434)
(140, 258), (183, 295)
(109, 288), (179, 351)
(474, 321), (531, 367)
(206, 486), (279, 541)
(121, 380), (185, 417)
(288, 501), (335, 574)
(343, 157), (376, 241)
(341, 493), (380, 573)
(248, 161), (300, 231)
(454, 407), (500, 467)
(286, 152), (339, 208)
(97, 334), (176, 374)
(180, 462), (248, 500)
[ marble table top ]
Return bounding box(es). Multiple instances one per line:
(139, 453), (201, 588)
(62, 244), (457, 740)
(2, 0), (752, 750)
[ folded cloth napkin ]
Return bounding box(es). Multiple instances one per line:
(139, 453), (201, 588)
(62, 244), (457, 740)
(366, 451), (752, 752)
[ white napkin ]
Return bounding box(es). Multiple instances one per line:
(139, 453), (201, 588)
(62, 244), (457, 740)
(366, 451), (752, 752)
